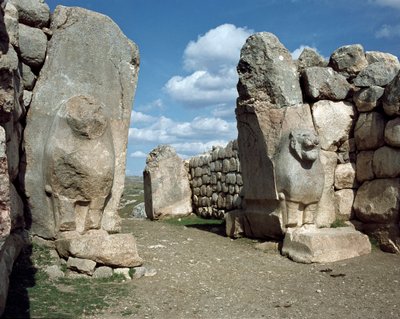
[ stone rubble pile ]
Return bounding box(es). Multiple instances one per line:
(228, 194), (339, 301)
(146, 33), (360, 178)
(188, 140), (243, 219)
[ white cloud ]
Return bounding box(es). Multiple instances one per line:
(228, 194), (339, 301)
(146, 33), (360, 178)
(164, 24), (253, 109)
(375, 24), (400, 38)
(369, 0), (400, 9)
(136, 98), (164, 112)
(128, 114), (237, 157)
(130, 151), (147, 158)
(131, 110), (157, 125)
(183, 24), (253, 72)
(171, 140), (228, 157)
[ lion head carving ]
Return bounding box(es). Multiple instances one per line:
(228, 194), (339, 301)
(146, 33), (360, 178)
(289, 129), (320, 163)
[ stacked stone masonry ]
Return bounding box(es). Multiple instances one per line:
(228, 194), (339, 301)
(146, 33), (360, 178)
(0, 0), (50, 314)
(232, 32), (400, 256)
(0, 0), (141, 314)
(188, 140), (243, 219)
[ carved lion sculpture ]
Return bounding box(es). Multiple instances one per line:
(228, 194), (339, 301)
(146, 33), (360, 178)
(275, 129), (325, 228)
(43, 95), (115, 234)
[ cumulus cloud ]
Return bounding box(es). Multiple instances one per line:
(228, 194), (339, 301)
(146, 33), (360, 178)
(136, 98), (164, 112)
(164, 24), (253, 109)
(375, 24), (400, 38)
(369, 0), (400, 9)
(131, 110), (157, 125)
(129, 112), (237, 158)
(130, 151), (147, 158)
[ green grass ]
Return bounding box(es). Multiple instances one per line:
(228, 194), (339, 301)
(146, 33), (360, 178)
(3, 244), (138, 319)
(330, 218), (348, 228)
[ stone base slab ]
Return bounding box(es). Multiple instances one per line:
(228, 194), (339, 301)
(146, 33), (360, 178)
(281, 226), (371, 263)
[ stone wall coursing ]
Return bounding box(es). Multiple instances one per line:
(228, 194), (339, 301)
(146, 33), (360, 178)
(234, 32), (400, 253)
(188, 140), (243, 219)
(0, 0), (50, 314)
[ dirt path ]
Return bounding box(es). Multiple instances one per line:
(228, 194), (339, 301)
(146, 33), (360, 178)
(88, 218), (400, 319)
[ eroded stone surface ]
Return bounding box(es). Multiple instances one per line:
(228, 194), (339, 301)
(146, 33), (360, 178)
(372, 146), (400, 178)
(144, 145), (192, 220)
(9, 0), (50, 27)
(24, 6), (139, 238)
(354, 112), (385, 151)
(385, 117), (400, 147)
(353, 86), (384, 112)
(382, 71), (400, 116)
(329, 44), (368, 78)
(282, 226), (371, 263)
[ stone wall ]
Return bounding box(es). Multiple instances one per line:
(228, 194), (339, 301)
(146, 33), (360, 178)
(232, 32), (400, 255)
(188, 140), (243, 219)
(0, 0), (50, 314)
(0, 1), (141, 314)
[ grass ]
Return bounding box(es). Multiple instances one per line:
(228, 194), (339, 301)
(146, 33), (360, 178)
(118, 176), (145, 218)
(3, 244), (138, 319)
(330, 218), (348, 228)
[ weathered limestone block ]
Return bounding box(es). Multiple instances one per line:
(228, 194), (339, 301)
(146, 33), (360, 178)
(56, 231), (143, 267)
(18, 23), (47, 68)
(366, 51), (400, 66)
(315, 150), (337, 227)
(67, 257), (96, 275)
(275, 129), (324, 228)
(382, 71), (400, 116)
(335, 189), (355, 221)
(237, 32), (302, 106)
(329, 44), (368, 78)
(21, 63), (36, 90)
(24, 6), (139, 238)
(0, 45), (20, 123)
(297, 47), (326, 72)
(282, 227), (371, 263)
(312, 100), (355, 151)
(0, 127), (11, 242)
(356, 151), (375, 183)
(9, 0), (50, 27)
(354, 112), (385, 150)
(43, 95), (115, 233)
(372, 146), (400, 178)
(144, 145), (192, 220)
(302, 66), (350, 101)
(353, 86), (384, 112)
(334, 163), (357, 189)
(353, 62), (399, 87)
(354, 178), (400, 224)
(4, 2), (19, 48)
(385, 117), (400, 147)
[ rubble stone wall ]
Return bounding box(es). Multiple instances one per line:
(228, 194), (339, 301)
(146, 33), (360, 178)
(0, 0), (50, 314)
(188, 140), (244, 219)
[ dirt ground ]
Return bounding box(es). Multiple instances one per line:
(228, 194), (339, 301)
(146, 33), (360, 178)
(87, 218), (400, 319)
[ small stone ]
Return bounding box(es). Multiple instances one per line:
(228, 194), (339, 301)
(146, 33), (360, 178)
(18, 23), (47, 68)
(329, 44), (368, 78)
(144, 267), (157, 277)
(334, 163), (356, 189)
(44, 265), (64, 280)
(67, 257), (96, 276)
(132, 266), (146, 279)
(93, 266), (113, 279)
(385, 118), (400, 147)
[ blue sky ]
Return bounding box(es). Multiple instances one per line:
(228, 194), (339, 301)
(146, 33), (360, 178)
(46, 0), (400, 175)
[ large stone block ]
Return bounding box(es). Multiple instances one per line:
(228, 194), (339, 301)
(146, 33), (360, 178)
(353, 62), (399, 87)
(372, 146), (400, 178)
(144, 145), (192, 220)
(334, 189), (355, 221)
(354, 178), (400, 224)
(302, 66), (350, 101)
(329, 44), (368, 78)
(356, 151), (375, 183)
(297, 47), (326, 72)
(334, 163), (357, 189)
(18, 23), (47, 68)
(9, 0), (50, 27)
(0, 127), (11, 242)
(312, 100), (355, 151)
(237, 32), (302, 107)
(385, 117), (400, 147)
(282, 227), (371, 263)
(55, 231), (143, 267)
(24, 6), (139, 238)
(354, 112), (385, 151)
(382, 71), (400, 116)
(353, 86), (384, 112)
